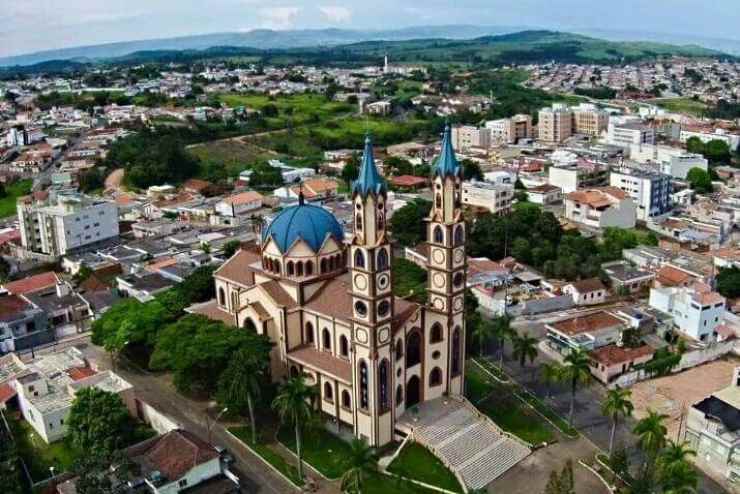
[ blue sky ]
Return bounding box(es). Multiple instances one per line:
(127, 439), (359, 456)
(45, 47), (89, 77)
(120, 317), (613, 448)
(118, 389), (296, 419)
(2, 1), (739, 57)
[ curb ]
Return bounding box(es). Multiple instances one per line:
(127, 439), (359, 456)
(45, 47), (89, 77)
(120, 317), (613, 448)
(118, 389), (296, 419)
(225, 429), (302, 491)
(578, 459), (616, 493)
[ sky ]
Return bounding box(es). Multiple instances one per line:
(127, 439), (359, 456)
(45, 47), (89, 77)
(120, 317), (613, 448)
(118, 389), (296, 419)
(2, 0), (740, 58)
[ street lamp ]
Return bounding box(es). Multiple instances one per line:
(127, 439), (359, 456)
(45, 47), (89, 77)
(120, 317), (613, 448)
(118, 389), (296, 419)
(207, 407), (229, 444)
(49, 466), (55, 479)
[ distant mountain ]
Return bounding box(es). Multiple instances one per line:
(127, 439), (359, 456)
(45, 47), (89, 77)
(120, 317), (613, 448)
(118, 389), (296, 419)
(0, 25), (525, 67)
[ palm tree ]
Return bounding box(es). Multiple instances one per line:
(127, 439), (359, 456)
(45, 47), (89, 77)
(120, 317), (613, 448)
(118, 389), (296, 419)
(471, 318), (495, 357)
(340, 438), (375, 493)
(658, 440), (696, 486)
(512, 332), (538, 368)
(559, 348), (592, 426)
(219, 348), (266, 445)
(492, 316), (513, 368)
(601, 387), (634, 455)
(541, 362), (562, 399)
(633, 409), (669, 473)
(660, 458), (698, 493)
(272, 376), (317, 480)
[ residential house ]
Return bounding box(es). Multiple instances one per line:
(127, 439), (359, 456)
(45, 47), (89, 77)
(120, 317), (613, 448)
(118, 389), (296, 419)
(564, 187), (637, 229)
(649, 282), (726, 342)
(589, 344), (655, 385)
(214, 191), (264, 218)
(563, 278), (607, 306)
(546, 311), (626, 352)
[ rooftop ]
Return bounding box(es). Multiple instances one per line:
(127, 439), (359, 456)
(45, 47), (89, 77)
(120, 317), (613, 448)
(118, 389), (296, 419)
(550, 311), (624, 336)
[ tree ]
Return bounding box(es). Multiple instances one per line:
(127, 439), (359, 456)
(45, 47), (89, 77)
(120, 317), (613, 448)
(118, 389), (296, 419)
(471, 318), (496, 357)
(491, 315), (513, 368)
(633, 409), (668, 478)
(601, 387), (634, 455)
(0, 438), (23, 494)
(73, 450), (133, 494)
(217, 347), (270, 444)
(272, 377), (318, 480)
(657, 440), (696, 490)
(686, 167), (713, 194)
(340, 438), (375, 493)
(389, 198), (432, 247)
(543, 459), (575, 494)
(559, 348), (592, 425)
(716, 266), (740, 298)
(67, 388), (136, 454)
(512, 332), (538, 368)
(461, 159), (483, 181)
(541, 362), (561, 399)
(341, 160), (360, 186)
(0, 257), (10, 283)
(222, 239), (242, 259)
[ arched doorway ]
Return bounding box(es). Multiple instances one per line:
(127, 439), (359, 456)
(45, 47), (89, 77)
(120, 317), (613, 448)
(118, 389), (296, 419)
(406, 375), (421, 408)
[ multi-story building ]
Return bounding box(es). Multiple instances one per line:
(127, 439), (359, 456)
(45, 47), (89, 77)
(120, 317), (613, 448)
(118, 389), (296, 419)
(538, 104), (573, 143)
(680, 127), (740, 152)
(573, 103), (609, 137)
(649, 282), (726, 342)
(609, 167), (672, 222)
(461, 180), (514, 215)
(607, 119), (656, 148)
(484, 114), (532, 144)
(629, 143), (708, 180)
(18, 192), (119, 257)
(548, 162), (609, 194)
(564, 187), (637, 229)
(451, 125), (491, 151)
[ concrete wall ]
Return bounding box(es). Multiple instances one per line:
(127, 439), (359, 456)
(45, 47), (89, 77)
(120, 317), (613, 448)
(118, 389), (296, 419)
(136, 399), (180, 435)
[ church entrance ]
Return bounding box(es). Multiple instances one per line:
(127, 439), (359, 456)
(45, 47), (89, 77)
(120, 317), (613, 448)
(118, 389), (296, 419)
(406, 375), (421, 408)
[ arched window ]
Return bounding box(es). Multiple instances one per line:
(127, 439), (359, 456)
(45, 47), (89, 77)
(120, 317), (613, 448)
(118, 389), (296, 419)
(287, 261), (295, 276)
(395, 338), (403, 361)
(454, 225), (464, 246)
(305, 261), (314, 276)
(218, 287), (226, 306)
(267, 258), (273, 272)
(396, 384), (403, 405)
(306, 322), (314, 344)
(296, 262), (304, 276)
(340, 335), (349, 357)
(335, 255), (342, 269)
(354, 250), (365, 269)
(377, 214), (384, 230)
(329, 256), (335, 271)
(377, 249), (388, 271)
(430, 367), (442, 387)
(320, 258), (327, 273)
(451, 326), (461, 377)
(342, 390), (351, 409)
(324, 382), (333, 402)
(433, 226), (444, 244)
(359, 360), (369, 410)
(379, 359), (390, 412)
(356, 213), (363, 231)
(436, 193), (442, 208)
(430, 323), (443, 344)
(275, 262), (281, 275)
(244, 318), (256, 332)
(322, 328), (332, 351)
(406, 331), (421, 368)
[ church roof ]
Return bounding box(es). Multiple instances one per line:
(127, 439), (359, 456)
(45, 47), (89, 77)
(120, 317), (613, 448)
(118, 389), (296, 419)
(433, 125), (462, 179)
(352, 134), (387, 198)
(261, 200), (344, 253)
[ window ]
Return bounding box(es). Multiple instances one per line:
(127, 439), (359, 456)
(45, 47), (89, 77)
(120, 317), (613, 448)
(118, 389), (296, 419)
(378, 300), (390, 318)
(452, 327), (461, 376)
(436, 194), (442, 208)
(306, 322), (314, 344)
(320, 258), (327, 273)
(340, 335), (349, 357)
(355, 301), (367, 317)
(296, 262), (304, 276)
(356, 213), (363, 231)
(379, 359), (390, 412)
(453, 272), (464, 287)
(433, 226), (444, 244)
(354, 250), (365, 269)
(377, 214), (384, 230)
(342, 390), (351, 409)
(306, 261), (314, 276)
(218, 287), (226, 306)
(324, 382), (333, 402)
(287, 261), (295, 276)
(359, 360), (369, 410)
(430, 367), (443, 387)
(395, 339), (403, 361)
(396, 384), (403, 405)
(454, 225), (464, 245)
(430, 323), (443, 343)
(178, 479), (188, 488)
(406, 331), (421, 368)
(377, 249), (388, 271)
(323, 329), (332, 351)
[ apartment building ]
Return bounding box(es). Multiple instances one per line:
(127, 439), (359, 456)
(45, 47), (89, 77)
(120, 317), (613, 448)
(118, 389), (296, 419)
(607, 119), (656, 148)
(680, 127), (740, 152)
(573, 103), (609, 136)
(461, 180), (514, 215)
(18, 192), (119, 257)
(451, 125), (491, 150)
(564, 187), (637, 229)
(538, 104), (573, 143)
(548, 162), (609, 194)
(629, 143), (708, 179)
(609, 167), (672, 222)
(484, 114), (533, 144)
(649, 282), (726, 342)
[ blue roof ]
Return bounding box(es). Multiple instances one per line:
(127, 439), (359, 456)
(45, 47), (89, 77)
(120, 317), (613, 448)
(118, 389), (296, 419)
(352, 134), (387, 198)
(262, 202), (344, 253)
(434, 125), (462, 178)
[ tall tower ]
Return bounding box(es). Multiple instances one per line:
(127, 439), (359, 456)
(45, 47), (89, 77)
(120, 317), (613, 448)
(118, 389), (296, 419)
(349, 135), (394, 446)
(425, 125), (467, 397)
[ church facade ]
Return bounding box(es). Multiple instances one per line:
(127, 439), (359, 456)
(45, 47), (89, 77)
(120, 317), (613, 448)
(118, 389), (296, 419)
(194, 127), (467, 446)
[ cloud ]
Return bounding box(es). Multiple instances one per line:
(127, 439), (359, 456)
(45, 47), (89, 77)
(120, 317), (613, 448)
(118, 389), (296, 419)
(258, 6), (301, 30)
(319, 6), (352, 23)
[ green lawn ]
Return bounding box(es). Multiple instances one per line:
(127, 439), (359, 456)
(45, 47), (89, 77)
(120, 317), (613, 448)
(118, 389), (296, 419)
(653, 97), (708, 116)
(218, 93), (353, 127)
(364, 471), (445, 494)
(8, 414), (80, 482)
(277, 425), (353, 479)
(465, 362), (555, 445)
(387, 442), (464, 493)
(229, 426), (304, 487)
(0, 180), (32, 218)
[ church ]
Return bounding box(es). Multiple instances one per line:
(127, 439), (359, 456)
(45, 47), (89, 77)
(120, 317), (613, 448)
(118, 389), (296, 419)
(193, 127), (467, 447)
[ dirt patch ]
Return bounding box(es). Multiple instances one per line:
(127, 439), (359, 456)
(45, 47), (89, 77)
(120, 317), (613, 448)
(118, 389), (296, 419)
(105, 168), (124, 192)
(630, 358), (739, 439)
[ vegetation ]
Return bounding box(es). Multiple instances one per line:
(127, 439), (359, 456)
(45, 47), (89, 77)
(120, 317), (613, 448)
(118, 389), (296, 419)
(574, 86), (617, 99)
(654, 97), (708, 117)
(544, 459), (575, 494)
(66, 388), (142, 454)
(388, 198), (431, 247)
(272, 376), (318, 480)
(0, 179), (31, 218)
(686, 136), (732, 166)
(601, 387), (634, 455)
(716, 265), (740, 298)
(341, 438), (376, 494)
(558, 349), (592, 426)
(392, 257), (427, 303)
(387, 442), (464, 493)
(686, 167), (713, 193)
(228, 426), (304, 487)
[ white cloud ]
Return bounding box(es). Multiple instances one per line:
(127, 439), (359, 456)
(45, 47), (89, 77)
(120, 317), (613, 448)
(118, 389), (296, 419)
(319, 6), (352, 23)
(258, 6), (301, 30)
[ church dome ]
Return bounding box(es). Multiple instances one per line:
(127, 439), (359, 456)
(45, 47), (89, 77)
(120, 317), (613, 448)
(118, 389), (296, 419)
(262, 202), (344, 253)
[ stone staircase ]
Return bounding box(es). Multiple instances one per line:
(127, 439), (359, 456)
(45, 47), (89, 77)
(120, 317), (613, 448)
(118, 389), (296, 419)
(397, 397), (530, 491)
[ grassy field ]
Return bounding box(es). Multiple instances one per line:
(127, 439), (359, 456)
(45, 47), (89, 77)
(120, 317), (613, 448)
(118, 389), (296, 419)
(277, 425), (353, 479)
(8, 413), (80, 482)
(653, 97), (708, 116)
(229, 426), (304, 487)
(0, 179), (32, 218)
(218, 93), (353, 127)
(188, 138), (280, 178)
(465, 362), (555, 445)
(387, 442), (464, 493)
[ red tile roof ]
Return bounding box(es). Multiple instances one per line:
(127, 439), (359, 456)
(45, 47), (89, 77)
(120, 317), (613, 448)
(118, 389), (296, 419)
(590, 344), (654, 366)
(551, 311), (624, 336)
(391, 175), (428, 187)
(67, 367), (97, 381)
(4, 272), (59, 295)
(135, 430), (219, 481)
(288, 345), (352, 383)
(0, 383), (16, 404)
(0, 295), (32, 321)
(655, 265), (692, 287)
(214, 249), (260, 287)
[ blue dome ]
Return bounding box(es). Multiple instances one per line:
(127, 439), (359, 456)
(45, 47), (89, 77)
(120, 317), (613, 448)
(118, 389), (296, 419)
(262, 203), (344, 253)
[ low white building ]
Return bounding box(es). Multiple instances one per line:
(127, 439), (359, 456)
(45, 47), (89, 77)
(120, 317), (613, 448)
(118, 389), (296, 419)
(461, 180), (514, 215)
(214, 191), (264, 217)
(564, 187), (636, 229)
(649, 282), (726, 343)
(629, 143), (708, 179)
(526, 184), (562, 205)
(563, 278), (607, 306)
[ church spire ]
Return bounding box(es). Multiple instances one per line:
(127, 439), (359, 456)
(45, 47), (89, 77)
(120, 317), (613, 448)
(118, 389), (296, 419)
(434, 125), (462, 179)
(352, 134), (387, 198)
